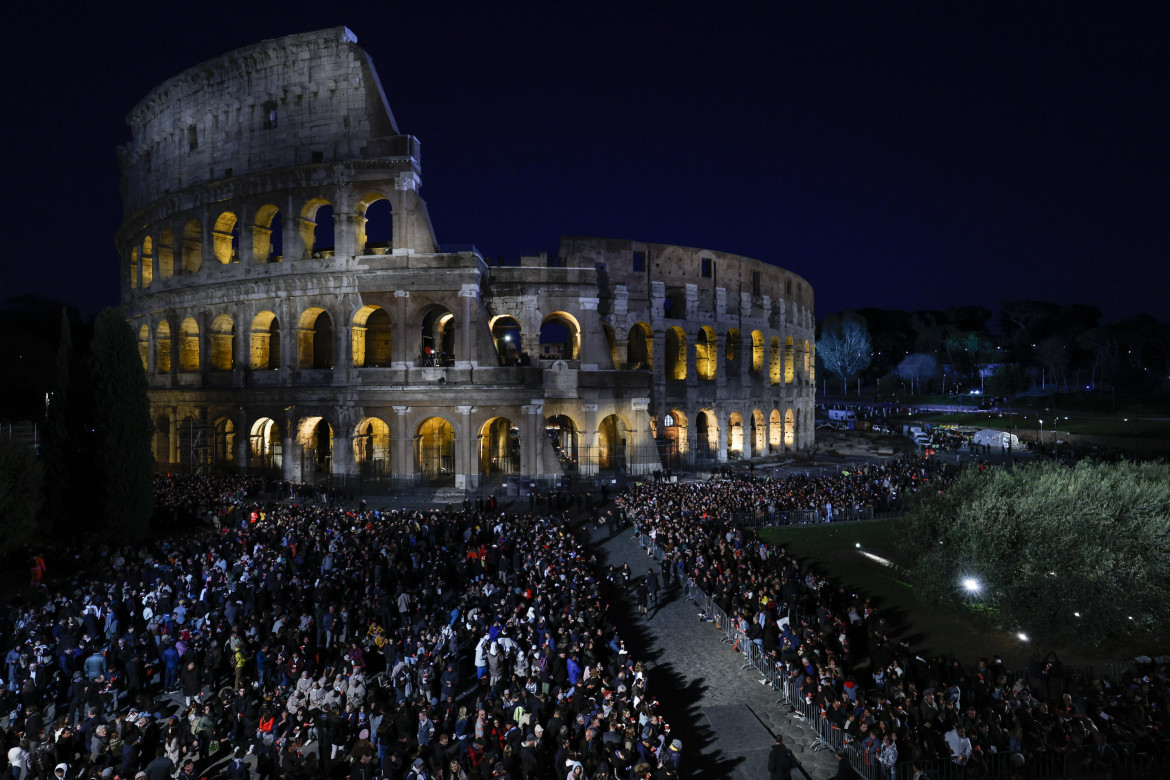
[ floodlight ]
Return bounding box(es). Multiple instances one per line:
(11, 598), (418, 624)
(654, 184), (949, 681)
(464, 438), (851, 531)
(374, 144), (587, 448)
(961, 577), (981, 594)
(1017, 632), (1029, 642)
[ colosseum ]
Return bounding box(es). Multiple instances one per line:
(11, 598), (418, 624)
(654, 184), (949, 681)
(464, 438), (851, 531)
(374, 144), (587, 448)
(117, 27), (815, 491)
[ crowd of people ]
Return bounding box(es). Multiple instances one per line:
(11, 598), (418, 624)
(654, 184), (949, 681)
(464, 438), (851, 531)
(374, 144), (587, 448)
(616, 460), (1170, 777)
(1, 476), (681, 780)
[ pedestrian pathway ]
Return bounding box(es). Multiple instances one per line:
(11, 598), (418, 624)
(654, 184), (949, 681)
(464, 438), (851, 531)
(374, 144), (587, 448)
(584, 522), (840, 780)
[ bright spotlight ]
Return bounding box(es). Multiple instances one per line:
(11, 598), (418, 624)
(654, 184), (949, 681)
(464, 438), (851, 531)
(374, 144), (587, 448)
(961, 577), (982, 594)
(855, 542), (861, 548)
(1017, 632), (1029, 642)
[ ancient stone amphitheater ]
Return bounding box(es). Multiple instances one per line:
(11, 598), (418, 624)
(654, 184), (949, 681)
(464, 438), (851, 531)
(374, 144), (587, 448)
(117, 27), (815, 490)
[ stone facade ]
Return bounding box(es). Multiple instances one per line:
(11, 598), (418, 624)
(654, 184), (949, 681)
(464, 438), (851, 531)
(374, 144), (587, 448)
(117, 27), (815, 489)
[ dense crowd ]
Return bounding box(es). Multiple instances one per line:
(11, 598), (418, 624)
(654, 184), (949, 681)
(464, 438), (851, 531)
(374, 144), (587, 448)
(617, 461), (1170, 776)
(2, 477), (680, 780)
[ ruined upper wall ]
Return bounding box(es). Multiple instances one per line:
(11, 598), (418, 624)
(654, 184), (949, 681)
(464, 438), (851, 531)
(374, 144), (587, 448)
(119, 27), (404, 214)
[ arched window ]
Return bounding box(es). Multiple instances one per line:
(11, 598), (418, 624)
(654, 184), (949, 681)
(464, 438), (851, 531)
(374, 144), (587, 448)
(479, 417), (520, 476)
(420, 307), (455, 366)
(354, 417), (391, 475)
(808, 343), (815, 384)
(182, 219), (202, 274)
(784, 408), (795, 448)
(210, 314), (235, 371)
(300, 199), (334, 258)
(804, 340), (811, 382)
(769, 409), (783, 452)
(213, 417), (235, 464)
(297, 417), (333, 478)
(490, 316), (522, 365)
(141, 237), (153, 287)
(627, 323), (652, 370)
(546, 415), (579, 471)
(662, 409), (687, 470)
(250, 311), (281, 370)
(129, 247), (139, 290)
(751, 409), (766, 457)
(212, 211), (239, 264)
(253, 204), (283, 262)
(297, 308), (333, 369)
(784, 336), (796, 384)
(695, 410), (718, 457)
(179, 317), (200, 372)
(769, 336), (782, 385)
(415, 417), (455, 479)
(158, 228), (174, 279)
(539, 312), (581, 361)
(727, 412), (744, 457)
(250, 417), (282, 469)
(356, 193), (393, 254)
(598, 414), (630, 472)
(353, 306), (392, 367)
(665, 326), (686, 380)
(156, 321), (172, 374)
(696, 327), (717, 381)
(750, 330), (765, 373)
(725, 329), (741, 377)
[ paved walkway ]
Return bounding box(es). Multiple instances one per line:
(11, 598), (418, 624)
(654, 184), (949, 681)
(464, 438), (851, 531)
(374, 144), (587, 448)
(583, 522), (840, 780)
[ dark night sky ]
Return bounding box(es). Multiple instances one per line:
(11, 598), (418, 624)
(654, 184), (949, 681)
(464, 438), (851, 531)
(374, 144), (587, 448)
(3, 2), (1167, 322)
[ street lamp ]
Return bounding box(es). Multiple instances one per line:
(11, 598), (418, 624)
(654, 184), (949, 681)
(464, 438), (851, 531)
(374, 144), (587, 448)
(1039, 419), (1044, 449)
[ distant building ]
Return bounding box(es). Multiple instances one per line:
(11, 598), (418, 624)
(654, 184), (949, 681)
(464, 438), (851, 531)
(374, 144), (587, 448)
(116, 27), (815, 488)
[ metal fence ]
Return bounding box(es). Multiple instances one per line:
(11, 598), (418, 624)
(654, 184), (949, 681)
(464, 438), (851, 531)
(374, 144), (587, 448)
(635, 532), (1168, 780)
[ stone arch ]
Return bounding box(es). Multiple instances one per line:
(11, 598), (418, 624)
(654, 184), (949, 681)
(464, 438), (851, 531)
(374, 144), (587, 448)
(539, 311), (581, 361)
(598, 413), (631, 472)
(696, 326), (717, 381)
(724, 328), (742, 377)
(212, 211), (239, 264)
(546, 414), (579, 470)
(297, 416), (333, 478)
(354, 417), (391, 475)
(420, 305), (455, 365)
(769, 409), (783, 451)
(209, 314), (235, 371)
(181, 219), (202, 273)
(804, 340), (812, 383)
(750, 409), (767, 457)
(213, 416), (235, 464)
(662, 409), (688, 469)
(627, 322), (652, 370)
(175, 416), (203, 468)
(665, 326), (686, 380)
(249, 311), (281, 370)
(769, 336), (782, 385)
(750, 330), (765, 373)
(490, 315), (522, 365)
(157, 228), (174, 279)
(784, 408), (795, 448)
(141, 237), (153, 287)
(415, 416), (455, 478)
(602, 322), (617, 368)
(137, 324), (149, 371)
(695, 409), (719, 457)
(479, 416), (520, 476)
(300, 198), (334, 257)
(297, 307), (333, 369)
(178, 317), (200, 372)
(129, 247), (139, 290)
(250, 417), (282, 469)
(253, 204), (283, 262)
(727, 411), (745, 457)
(156, 321), (172, 374)
(785, 336), (796, 384)
(355, 191), (394, 254)
(153, 413), (171, 464)
(352, 305), (392, 367)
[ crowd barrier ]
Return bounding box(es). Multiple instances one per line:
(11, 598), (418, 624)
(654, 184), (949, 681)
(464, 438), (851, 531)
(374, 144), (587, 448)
(635, 533), (1169, 779)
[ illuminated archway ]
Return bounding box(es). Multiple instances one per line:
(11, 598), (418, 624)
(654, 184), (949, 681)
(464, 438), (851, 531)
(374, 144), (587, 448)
(212, 211), (239, 264)
(695, 410), (719, 456)
(141, 237), (153, 287)
(250, 311), (280, 370)
(627, 322), (652, 370)
(662, 409), (687, 469)
(415, 417), (455, 478)
(210, 314), (235, 371)
(784, 408), (795, 448)
(598, 414), (630, 472)
(352, 305), (392, 367)
(253, 204), (283, 262)
(354, 417), (391, 475)
(213, 417), (235, 464)
(420, 306), (455, 365)
(181, 219), (202, 273)
(355, 192), (393, 254)
(297, 308), (333, 369)
(727, 412), (744, 457)
(665, 326), (686, 380)
(725, 328), (741, 378)
(804, 340), (812, 383)
(479, 417), (520, 476)
(546, 414), (579, 470)
(750, 330), (764, 373)
(784, 336), (796, 384)
(178, 317), (200, 372)
(490, 315), (522, 365)
(696, 327), (717, 381)
(250, 417), (282, 469)
(300, 199), (334, 257)
(769, 409), (783, 451)
(751, 409), (766, 457)
(769, 336), (781, 385)
(156, 321), (172, 374)
(539, 311), (581, 361)
(297, 417), (333, 477)
(129, 247), (139, 290)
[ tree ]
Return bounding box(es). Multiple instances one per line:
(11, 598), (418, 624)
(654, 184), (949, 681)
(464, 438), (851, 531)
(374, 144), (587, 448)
(88, 309), (154, 543)
(0, 438), (43, 556)
(901, 460), (1170, 647)
(895, 353), (938, 395)
(818, 316), (872, 395)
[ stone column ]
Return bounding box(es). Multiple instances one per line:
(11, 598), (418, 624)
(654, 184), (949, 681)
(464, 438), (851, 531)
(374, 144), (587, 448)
(458, 284), (478, 369)
(282, 408), (298, 482)
(167, 407), (178, 465)
(628, 397), (658, 474)
(393, 406), (413, 479)
(522, 401), (544, 477)
(455, 405), (475, 490)
(331, 407), (354, 478)
(393, 290), (412, 368)
(236, 407), (249, 469)
(577, 297), (613, 370)
(579, 403), (599, 476)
